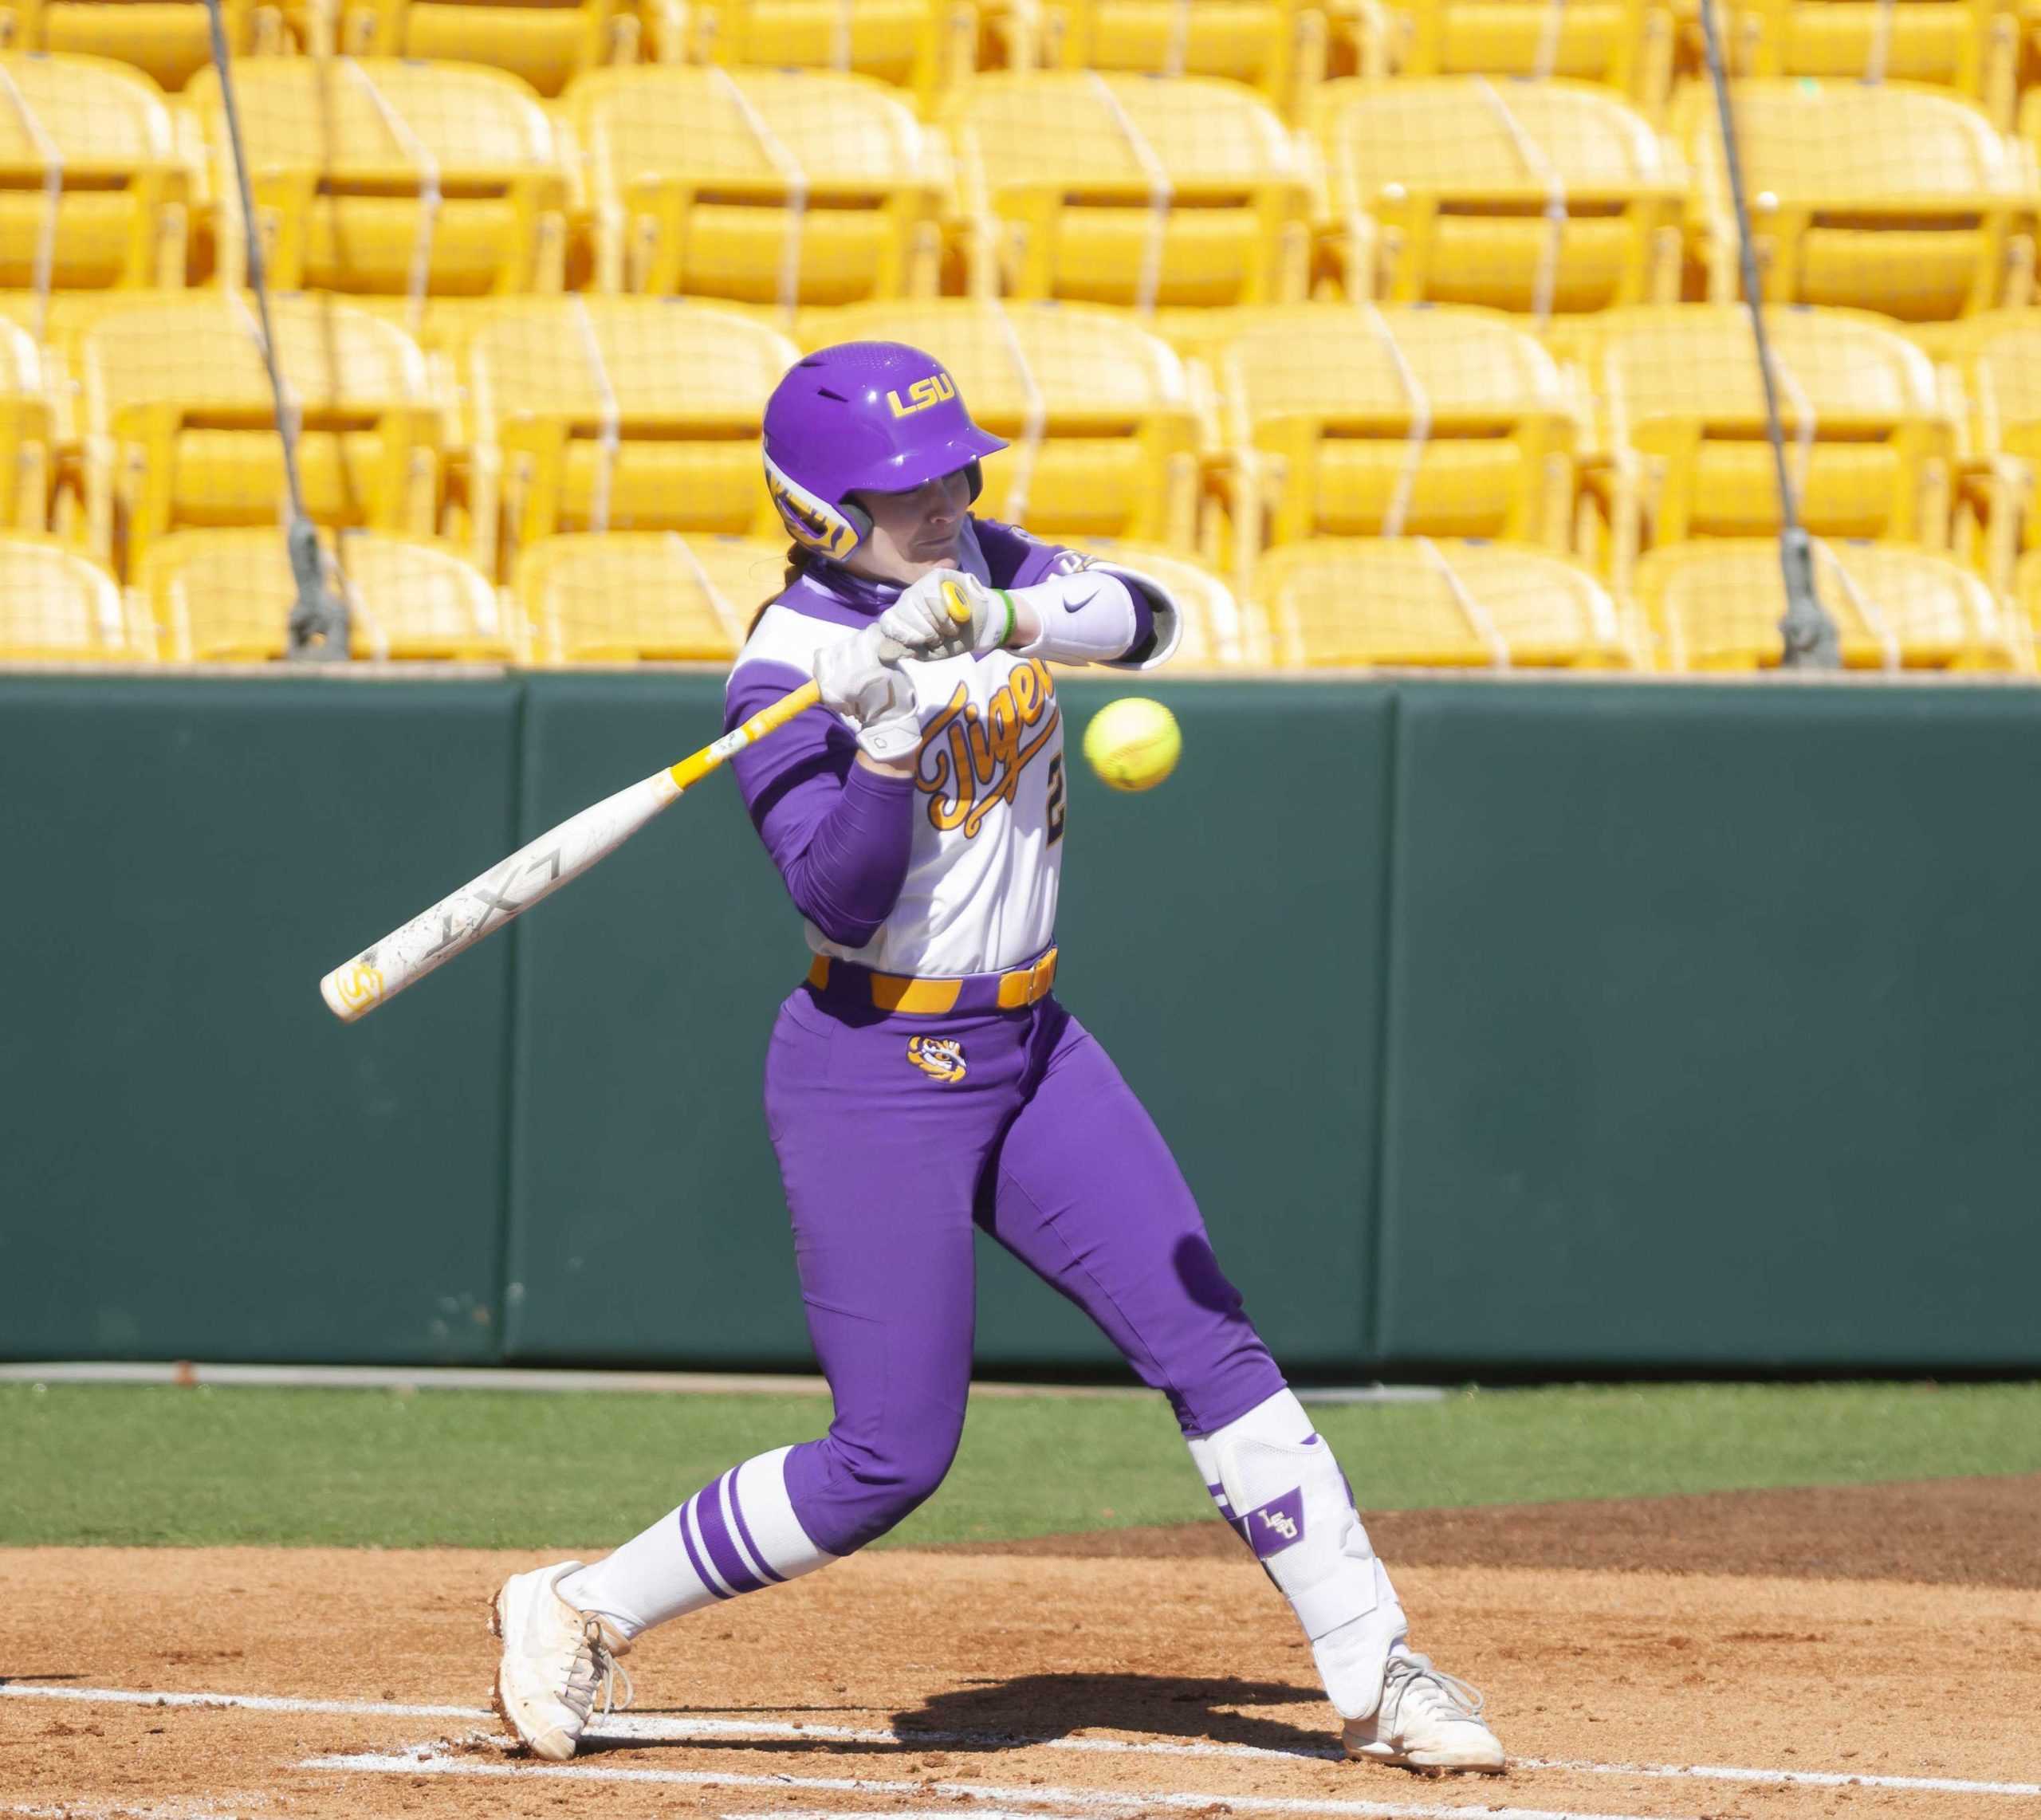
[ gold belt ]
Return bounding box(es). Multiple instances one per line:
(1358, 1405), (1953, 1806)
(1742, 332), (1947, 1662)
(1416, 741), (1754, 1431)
(807, 946), (1059, 1015)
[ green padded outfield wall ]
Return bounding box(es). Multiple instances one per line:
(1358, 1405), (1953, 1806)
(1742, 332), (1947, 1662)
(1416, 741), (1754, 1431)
(501, 676), (1392, 1374)
(6, 673), (2041, 1374)
(0, 678), (520, 1362)
(1374, 683), (2041, 1371)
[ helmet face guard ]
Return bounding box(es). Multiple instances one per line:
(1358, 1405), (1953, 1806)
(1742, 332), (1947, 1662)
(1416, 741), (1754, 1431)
(762, 342), (1007, 559)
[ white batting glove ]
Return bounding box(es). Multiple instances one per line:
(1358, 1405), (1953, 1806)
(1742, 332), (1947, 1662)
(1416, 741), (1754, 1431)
(877, 570), (1014, 660)
(813, 624), (922, 762)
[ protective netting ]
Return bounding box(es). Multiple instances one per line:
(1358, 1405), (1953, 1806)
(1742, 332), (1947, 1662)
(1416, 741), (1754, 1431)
(0, 0), (2036, 670)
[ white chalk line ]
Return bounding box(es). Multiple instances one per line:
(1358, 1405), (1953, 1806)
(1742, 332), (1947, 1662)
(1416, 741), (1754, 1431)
(295, 1747), (1669, 1820)
(8, 1682), (2038, 1800)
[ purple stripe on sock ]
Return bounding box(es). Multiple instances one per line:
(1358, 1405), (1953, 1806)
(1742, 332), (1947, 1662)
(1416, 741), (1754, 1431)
(726, 1471), (786, 1585)
(1205, 1481), (1232, 1509)
(696, 1472), (767, 1594)
(677, 1499), (733, 1601)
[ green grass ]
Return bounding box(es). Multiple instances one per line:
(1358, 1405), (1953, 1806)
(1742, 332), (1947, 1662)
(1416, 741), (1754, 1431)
(2, 1381), (2037, 1549)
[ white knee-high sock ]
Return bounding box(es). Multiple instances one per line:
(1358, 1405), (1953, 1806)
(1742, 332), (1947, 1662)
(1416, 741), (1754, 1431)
(558, 1445), (838, 1641)
(1187, 1389), (1410, 1721)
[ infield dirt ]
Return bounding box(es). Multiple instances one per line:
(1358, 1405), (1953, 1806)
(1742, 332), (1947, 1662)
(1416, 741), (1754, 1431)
(6, 1476), (2038, 1820)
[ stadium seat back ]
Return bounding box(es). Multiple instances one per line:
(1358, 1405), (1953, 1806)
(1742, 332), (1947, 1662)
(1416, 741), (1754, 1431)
(14, 0), (258, 92)
(566, 66), (942, 305)
(468, 298), (797, 561)
(680, 0), (975, 115)
(1312, 77), (1684, 313)
(1680, 79), (2027, 318)
(190, 58), (570, 296)
(802, 300), (1200, 543)
(1044, 0), (1323, 117)
(1636, 536), (2023, 670)
(1220, 304), (1577, 544)
(513, 530), (784, 662)
(81, 293), (442, 564)
(949, 72), (1311, 307)
(0, 533), (136, 658)
(0, 53), (187, 289)
(1253, 536), (1632, 667)
(137, 526), (511, 662)
(345, 0), (622, 96)
(1593, 305), (1953, 546)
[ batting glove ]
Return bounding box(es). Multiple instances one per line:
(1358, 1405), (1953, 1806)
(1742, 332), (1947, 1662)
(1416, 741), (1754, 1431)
(877, 570), (1015, 661)
(814, 623), (923, 762)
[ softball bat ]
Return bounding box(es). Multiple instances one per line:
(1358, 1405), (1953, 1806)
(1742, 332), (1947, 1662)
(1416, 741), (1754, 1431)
(318, 582), (974, 1024)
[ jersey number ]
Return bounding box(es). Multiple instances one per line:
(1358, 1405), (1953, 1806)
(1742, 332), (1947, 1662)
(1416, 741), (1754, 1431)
(1045, 754), (1066, 845)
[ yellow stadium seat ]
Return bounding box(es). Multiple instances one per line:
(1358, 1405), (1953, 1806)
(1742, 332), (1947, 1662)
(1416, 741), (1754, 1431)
(1636, 536), (2026, 669)
(0, 533), (140, 657)
(0, 53), (189, 290)
(1587, 305), (1955, 575)
(79, 292), (442, 572)
(2013, 542), (2041, 643)
(1677, 78), (2031, 320)
(1035, 0), (1328, 120)
(1343, 0), (1673, 109)
(1253, 535), (1633, 666)
(1740, 0), (2015, 122)
(800, 299), (1200, 544)
(1310, 77), (1685, 316)
(188, 58), (570, 297)
(1214, 304), (1579, 579)
(337, 0), (625, 95)
(513, 529), (787, 661)
(663, 0), (977, 117)
(4, 0), (261, 92)
(467, 296), (796, 571)
(561, 65), (945, 309)
(946, 72), (1312, 309)
(0, 313), (53, 528)
(136, 525), (512, 661)
(1928, 309), (2041, 585)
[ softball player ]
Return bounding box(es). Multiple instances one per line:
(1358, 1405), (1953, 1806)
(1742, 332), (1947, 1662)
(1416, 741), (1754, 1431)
(493, 343), (1504, 1776)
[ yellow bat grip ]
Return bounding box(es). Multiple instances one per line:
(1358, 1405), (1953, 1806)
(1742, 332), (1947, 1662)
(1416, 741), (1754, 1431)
(940, 579), (974, 625)
(667, 678), (822, 794)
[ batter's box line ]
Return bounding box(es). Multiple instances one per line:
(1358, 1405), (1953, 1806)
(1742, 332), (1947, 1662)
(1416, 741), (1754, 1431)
(296, 1747), (1694, 1820)
(9, 1684), (2039, 1801)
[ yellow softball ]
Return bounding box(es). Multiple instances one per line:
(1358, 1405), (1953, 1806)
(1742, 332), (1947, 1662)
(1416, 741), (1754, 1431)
(1081, 697), (1181, 794)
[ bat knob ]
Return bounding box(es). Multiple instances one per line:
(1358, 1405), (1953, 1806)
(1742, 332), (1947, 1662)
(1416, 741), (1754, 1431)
(940, 579), (973, 626)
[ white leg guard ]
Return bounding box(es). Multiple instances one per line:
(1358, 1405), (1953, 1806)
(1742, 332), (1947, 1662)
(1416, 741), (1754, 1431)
(1190, 1390), (1409, 1722)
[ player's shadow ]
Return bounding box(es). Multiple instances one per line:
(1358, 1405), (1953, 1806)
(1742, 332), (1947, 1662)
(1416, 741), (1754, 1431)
(596, 1675), (1335, 1762)
(893, 1673), (1336, 1759)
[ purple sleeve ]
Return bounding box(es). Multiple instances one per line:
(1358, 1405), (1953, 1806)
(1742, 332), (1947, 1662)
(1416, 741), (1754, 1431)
(726, 658), (914, 949)
(973, 517), (1154, 661)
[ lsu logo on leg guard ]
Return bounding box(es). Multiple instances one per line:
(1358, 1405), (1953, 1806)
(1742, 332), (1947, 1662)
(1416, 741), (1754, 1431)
(906, 1036), (966, 1083)
(1245, 1488), (1306, 1559)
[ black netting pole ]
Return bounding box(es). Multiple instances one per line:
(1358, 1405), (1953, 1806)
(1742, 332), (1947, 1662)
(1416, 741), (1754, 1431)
(1698, 0), (1839, 669)
(204, 0), (351, 662)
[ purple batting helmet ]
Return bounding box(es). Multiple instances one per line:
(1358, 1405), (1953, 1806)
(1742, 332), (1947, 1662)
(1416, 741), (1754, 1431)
(762, 342), (1007, 560)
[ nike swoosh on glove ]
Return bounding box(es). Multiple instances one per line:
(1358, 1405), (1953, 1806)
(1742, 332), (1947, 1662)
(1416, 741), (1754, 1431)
(814, 624), (923, 761)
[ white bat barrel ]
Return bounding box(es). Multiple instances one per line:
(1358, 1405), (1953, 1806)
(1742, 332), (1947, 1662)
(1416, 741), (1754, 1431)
(319, 769), (680, 1022)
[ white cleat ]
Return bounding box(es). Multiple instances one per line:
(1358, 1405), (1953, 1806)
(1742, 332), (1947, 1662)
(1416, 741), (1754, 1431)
(490, 1560), (633, 1762)
(1342, 1652), (1505, 1775)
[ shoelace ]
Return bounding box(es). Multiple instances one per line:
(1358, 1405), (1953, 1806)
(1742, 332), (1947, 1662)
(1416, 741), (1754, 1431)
(560, 1616), (635, 1724)
(1385, 1653), (1486, 1722)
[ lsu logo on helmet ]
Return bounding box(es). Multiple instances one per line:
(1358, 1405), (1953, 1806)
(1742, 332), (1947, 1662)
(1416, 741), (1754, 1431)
(887, 371), (957, 419)
(906, 1036), (966, 1083)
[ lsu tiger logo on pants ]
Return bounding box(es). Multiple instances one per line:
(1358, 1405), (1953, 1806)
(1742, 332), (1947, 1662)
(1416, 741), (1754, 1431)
(906, 1036), (966, 1083)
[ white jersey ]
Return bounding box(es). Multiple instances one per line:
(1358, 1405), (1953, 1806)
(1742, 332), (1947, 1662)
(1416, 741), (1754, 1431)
(736, 607), (1068, 977)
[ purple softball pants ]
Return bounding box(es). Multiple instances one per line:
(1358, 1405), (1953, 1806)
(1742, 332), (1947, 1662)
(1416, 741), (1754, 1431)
(765, 982), (1288, 1557)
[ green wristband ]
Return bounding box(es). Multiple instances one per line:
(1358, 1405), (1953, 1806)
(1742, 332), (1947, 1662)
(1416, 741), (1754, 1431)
(996, 590), (1017, 649)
